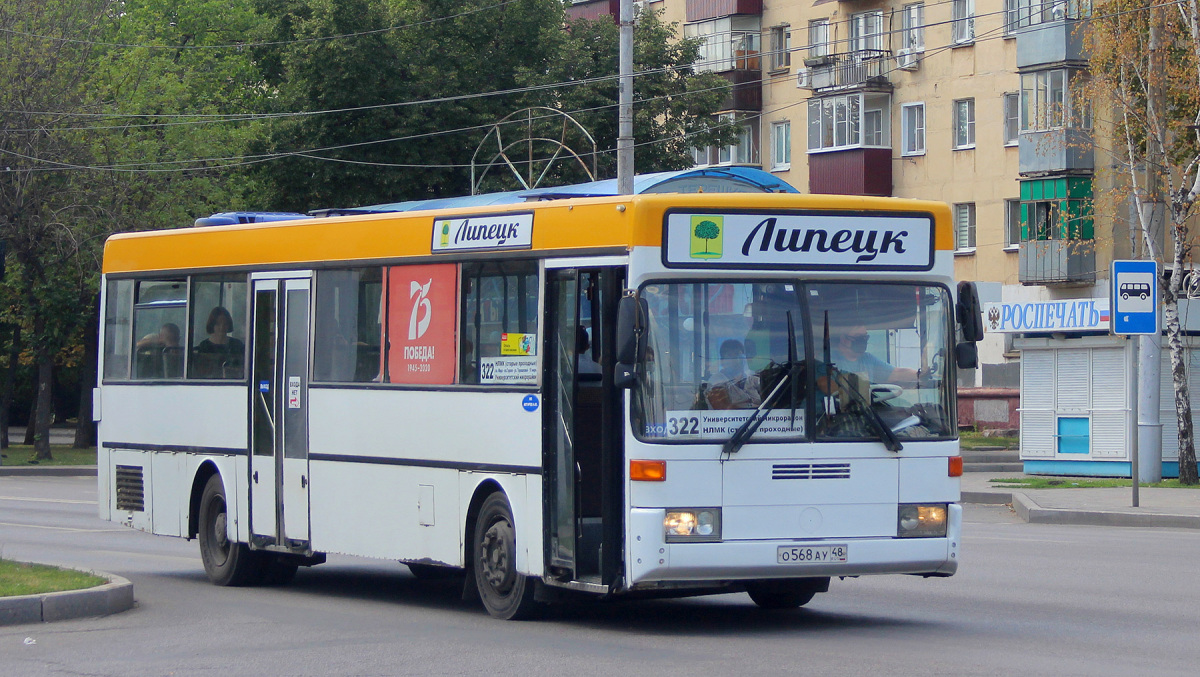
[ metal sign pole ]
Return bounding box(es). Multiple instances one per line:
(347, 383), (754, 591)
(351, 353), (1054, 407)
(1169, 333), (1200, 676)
(1131, 337), (1140, 507)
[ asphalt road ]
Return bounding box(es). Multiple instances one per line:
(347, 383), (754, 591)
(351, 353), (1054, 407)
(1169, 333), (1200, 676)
(2, 476), (1198, 676)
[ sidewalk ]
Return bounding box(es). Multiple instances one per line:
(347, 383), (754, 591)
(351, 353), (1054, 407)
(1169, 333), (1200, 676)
(961, 471), (1200, 529)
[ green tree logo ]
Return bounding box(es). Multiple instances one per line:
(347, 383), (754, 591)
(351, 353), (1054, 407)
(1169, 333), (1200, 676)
(689, 216), (723, 259)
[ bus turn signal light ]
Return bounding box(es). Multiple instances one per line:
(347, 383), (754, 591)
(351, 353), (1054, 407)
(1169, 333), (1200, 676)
(630, 460), (666, 481)
(948, 456), (963, 477)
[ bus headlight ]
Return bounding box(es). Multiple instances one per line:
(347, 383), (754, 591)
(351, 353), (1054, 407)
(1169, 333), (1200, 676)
(664, 508), (722, 542)
(897, 504), (948, 538)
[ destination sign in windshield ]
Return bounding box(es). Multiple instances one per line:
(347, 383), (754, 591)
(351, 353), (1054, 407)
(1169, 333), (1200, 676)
(662, 211), (934, 270)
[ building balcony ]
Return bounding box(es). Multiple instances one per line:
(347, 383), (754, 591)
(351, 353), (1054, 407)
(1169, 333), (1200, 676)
(1019, 239), (1096, 286)
(686, 0), (762, 22)
(1019, 129), (1093, 175)
(798, 50), (893, 92)
(1016, 19), (1088, 69)
(808, 147), (892, 196)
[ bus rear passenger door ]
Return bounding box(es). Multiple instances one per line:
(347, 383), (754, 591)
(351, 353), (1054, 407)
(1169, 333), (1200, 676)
(250, 274), (312, 551)
(280, 278), (312, 548)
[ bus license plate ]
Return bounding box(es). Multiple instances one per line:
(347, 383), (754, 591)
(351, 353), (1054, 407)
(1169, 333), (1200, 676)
(777, 544), (848, 564)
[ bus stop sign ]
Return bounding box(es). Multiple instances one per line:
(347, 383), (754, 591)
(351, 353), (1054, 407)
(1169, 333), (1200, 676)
(1110, 260), (1159, 335)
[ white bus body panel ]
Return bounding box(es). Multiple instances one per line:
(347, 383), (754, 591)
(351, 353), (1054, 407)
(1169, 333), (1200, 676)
(307, 388), (543, 573)
(98, 384), (248, 540)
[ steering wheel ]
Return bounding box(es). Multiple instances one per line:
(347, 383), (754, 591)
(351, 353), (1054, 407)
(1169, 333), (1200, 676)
(870, 383), (903, 404)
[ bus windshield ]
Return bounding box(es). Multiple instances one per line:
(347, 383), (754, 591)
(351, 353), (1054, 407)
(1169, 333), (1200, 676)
(632, 280), (955, 444)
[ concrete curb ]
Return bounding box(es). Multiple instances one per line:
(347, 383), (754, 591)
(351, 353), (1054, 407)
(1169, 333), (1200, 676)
(0, 466), (97, 477)
(962, 489), (1200, 529)
(0, 566), (134, 626)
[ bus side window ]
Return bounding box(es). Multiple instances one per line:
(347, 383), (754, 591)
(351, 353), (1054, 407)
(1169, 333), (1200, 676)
(103, 279), (135, 380)
(313, 268), (383, 383)
(460, 261), (539, 386)
(188, 275), (249, 380)
(131, 279), (187, 380)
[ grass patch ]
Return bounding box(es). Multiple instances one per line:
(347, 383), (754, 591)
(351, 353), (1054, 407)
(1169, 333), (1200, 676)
(0, 559), (106, 597)
(960, 430), (1018, 450)
(0, 444), (96, 467)
(990, 477), (1200, 489)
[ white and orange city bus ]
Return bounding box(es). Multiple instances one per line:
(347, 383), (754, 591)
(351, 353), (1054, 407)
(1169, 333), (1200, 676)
(97, 188), (981, 619)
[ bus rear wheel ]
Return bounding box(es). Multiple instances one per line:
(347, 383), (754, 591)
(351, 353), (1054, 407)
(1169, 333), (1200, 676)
(198, 475), (263, 586)
(473, 492), (540, 620)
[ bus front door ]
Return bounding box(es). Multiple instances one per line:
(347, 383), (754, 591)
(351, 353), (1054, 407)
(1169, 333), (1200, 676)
(543, 265), (624, 586)
(250, 275), (313, 551)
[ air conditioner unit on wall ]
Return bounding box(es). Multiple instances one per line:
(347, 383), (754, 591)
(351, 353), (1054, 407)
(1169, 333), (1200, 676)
(796, 68), (812, 89)
(896, 49), (919, 71)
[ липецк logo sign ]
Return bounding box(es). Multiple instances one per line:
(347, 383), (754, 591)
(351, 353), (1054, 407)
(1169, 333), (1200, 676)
(689, 215), (723, 259)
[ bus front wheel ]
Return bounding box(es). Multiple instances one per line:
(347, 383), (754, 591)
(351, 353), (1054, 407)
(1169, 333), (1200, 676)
(745, 580), (823, 609)
(198, 475), (262, 586)
(473, 492), (540, 620)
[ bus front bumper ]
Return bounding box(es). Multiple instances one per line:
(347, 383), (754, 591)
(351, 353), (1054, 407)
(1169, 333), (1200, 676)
(627, 503), (961, 586)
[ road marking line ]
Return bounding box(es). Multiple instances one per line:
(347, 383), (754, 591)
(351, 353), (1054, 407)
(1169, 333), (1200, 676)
(0, 521), (125, 533)
(0, 496), (96, 505)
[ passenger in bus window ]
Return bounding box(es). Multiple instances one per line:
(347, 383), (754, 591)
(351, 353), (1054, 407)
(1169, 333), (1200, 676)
(137, 323), (183, 378)
(706, 339), (762, 409)
(194, 307), (245, 378)
(832, 325), (917, 384)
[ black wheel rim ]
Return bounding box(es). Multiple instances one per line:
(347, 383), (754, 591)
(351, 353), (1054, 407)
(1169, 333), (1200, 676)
(478, 516), (516, 595)
(206, 495), (231, 568)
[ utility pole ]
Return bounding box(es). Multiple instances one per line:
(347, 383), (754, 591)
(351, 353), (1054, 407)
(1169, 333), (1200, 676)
(617, 0), (635, 195)
(1139, 1), (1166, 483)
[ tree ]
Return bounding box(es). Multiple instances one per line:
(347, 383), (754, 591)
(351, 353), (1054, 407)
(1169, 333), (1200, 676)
(1086, 0), (1200, 483)
(247, 2), (736, 209)
(694, 220), (719, 254)
(0, 0), (266, 459)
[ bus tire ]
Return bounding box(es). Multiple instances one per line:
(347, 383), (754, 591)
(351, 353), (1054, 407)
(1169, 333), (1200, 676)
(198, 475), (263, 587)
(473, 492), (540, 620)
(745, 581), (820, 609)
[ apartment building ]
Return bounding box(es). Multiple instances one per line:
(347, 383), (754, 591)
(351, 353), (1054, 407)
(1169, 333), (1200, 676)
(569, 0), (1119, 432)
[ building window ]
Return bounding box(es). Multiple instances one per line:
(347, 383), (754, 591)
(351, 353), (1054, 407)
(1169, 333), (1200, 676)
(684, 16), (762, 73)
(851, 11), (885, 52)
(807, 92), (891, 151)
(1007, 0), (1091, 34)
(1005, 199), (1022, 248)
(953, 0), (975, 44)
(1021, 69), (1069, 131)
(718, 113), (756, 164)
(954, 98), (975, 149)
(902, 103), (925, 156)
(901, 3), (925, 52)
(771, 121), (791, 170)
(808, 19), (829, 58)
(955, 203), (977, 251)
(1004, 93), (1020, 145)
(768, 25), (791, 70)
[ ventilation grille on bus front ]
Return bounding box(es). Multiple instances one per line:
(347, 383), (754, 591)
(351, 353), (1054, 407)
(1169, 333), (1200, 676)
(772, 463), (851, 480)
(115, 465), (145, 512)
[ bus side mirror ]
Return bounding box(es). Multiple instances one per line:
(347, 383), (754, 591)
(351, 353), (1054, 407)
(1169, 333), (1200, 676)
(615, 293), (646, 389)
(956, 281), (984, 342)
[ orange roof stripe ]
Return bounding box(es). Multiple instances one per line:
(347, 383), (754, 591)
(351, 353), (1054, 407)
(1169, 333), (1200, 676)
(103, 193), (954, 274)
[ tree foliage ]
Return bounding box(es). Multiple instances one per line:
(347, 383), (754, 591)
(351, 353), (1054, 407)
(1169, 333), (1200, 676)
(1086, 0), (1200, 483)
(248, 3), (735, 208)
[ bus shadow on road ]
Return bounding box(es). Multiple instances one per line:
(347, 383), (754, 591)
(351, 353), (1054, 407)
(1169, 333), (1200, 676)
(214, 564), (943, 633)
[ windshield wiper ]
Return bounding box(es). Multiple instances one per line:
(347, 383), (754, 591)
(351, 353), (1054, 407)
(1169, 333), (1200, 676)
(723, 312), (803, 456)
(721, 368), (793, 455)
